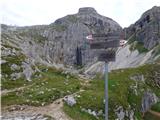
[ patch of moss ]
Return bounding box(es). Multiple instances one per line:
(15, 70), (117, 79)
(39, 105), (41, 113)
(151, 102), (160, 112)
(129, 41), (149, 53)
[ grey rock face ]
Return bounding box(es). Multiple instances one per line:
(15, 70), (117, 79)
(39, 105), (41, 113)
(141, 91), (159, 113)
(11, 72), (22, 80)
(125, 6), (160, 49)
(64, 96), (76, 106)
(114, 106), (135, 120)
(114, 106), (125, 120)
(22, 62), (34, 81)
(1, 47), (15, 56)
(78, 7), (97, 15)
(81, 108), (100, 118)
(11, 64), (20, 71)
(130, 74), (145, 82)
(84, 45), (156, 75)
(1, 7), (122, 69)
(128, 110), (134, 120)
(1, 60), (7, 64)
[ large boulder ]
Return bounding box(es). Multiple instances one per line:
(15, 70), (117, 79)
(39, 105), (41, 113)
(141, 91), (159, 113)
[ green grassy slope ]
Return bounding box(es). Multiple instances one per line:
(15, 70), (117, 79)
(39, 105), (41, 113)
(63, 62), (160, 120)
(2, 66), (81, 107)
(2, 53), (160, 120)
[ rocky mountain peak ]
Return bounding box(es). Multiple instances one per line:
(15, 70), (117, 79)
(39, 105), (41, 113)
(1, 7), (122, 69)
(141, 6), (160, 20)
(125, 6), (160, 49)
(152, 6), (160, 11)
(78, 7), (97, 15)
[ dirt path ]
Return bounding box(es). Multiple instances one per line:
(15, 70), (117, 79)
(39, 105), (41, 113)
(1, 84), (33, 96)
(2, 90), (84, 120)
(148, 110), (160, 118)
(1, 74), (88, 120)
(2, 98), (71, 120)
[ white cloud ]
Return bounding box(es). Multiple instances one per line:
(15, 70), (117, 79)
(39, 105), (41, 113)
(0, 0), (160, 27)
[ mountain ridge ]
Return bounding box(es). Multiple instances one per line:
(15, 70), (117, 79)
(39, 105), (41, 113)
(1, 6), (160, 120)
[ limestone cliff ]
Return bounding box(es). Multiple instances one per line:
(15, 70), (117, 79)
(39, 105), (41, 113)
(125, 6), (160, 49)
(1, 7), (122, 81)
(1, 7), (122, 67)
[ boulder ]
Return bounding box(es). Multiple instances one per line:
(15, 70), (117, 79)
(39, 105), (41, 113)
(64, 96), (76, 106)
(141, 91), (159, 113)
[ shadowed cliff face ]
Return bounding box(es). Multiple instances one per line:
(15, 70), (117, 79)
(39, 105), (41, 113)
(125, 6), (160, 49)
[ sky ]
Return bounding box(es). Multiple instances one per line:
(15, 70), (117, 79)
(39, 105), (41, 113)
(1, 0), (160, 28)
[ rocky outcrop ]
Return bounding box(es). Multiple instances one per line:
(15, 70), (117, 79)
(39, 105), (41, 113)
(64, 96), (76, 107)
(114, 106), (134, 120)
(141, 91), (159, 113)
(47, 7), (122, 66)
(125, 6), (160, 49)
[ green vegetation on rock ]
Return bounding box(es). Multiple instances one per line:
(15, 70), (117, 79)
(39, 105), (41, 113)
(52, 24), (67, 32)
(128, 33), (149, 53)
(152, 44), (160, 57)
(67, 15), (78, 23)
(129, 41), (149, 53)
(128, 34), (136, 44)
(19, 31), (47, 44)
(1, 53), (27, 90)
